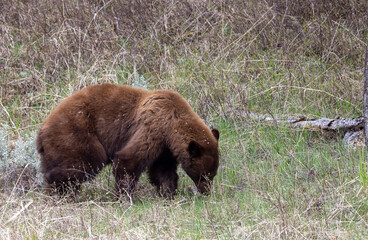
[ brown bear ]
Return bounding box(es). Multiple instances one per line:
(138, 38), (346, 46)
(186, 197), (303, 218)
(36, 83), (219, 199)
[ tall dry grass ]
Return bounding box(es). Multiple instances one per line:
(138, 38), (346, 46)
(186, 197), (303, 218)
(1, 0), (367, 101)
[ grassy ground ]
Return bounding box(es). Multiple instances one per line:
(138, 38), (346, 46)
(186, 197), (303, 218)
(1, 0), (368, 239)
(1, 125), (367, 239)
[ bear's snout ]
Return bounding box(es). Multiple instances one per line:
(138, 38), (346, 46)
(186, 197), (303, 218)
(196, 180), (212, 194)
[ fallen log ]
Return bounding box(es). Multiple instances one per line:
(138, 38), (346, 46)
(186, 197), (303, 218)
(343, 130), (365, 148)
(290, 116), (364, 131)
(246, 113), (364, 148)
(290, 117), (364, 148)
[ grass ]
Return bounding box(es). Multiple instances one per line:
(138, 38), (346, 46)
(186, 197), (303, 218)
(1, 124), (368, 239)
(1, 0), (368, 239)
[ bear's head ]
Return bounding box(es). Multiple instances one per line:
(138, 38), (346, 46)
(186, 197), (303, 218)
(183, 129), (220, 194)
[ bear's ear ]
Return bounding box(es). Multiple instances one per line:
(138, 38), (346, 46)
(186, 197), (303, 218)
(188, 141), (202, 158)
(212, 128), (220, 140)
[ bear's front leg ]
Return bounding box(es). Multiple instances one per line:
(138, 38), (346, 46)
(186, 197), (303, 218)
(148, 150), (178, 199)
(112, 151), (142, 200)
(113, 129), (165, 200)
(148, 169), (178, 199)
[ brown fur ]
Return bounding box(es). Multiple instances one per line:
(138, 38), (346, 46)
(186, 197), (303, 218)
(36, 83), (220, 199)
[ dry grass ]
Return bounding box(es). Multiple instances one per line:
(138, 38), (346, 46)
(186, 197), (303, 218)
(1, 0), (367, 126)
(1, 156), (367, 239)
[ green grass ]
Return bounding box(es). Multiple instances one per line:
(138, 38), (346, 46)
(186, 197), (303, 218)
(3, 78), (367, 239)
(1, 122), (368, 239)
(1, 56), (367, 238)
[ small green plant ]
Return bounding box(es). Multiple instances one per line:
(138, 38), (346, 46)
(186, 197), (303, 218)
(132, 65), (148, 89)
(0, 126), (41, 192)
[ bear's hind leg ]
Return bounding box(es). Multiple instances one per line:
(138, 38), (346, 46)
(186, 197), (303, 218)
(44, 167), (86, 196)
(41, 135), (108, 196)
(148, 149), (178, 199)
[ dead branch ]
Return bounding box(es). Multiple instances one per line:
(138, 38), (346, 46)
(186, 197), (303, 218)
(246, 112), (364, 147)
(290, 117), (364, 131)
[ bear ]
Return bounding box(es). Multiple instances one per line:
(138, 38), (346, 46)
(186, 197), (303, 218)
(36, 83), (220, 199)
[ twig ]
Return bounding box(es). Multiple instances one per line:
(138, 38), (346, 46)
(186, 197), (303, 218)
(0, 101), (18, 134)
(248, 85), (358, 110)
(4, 200), (33, 225)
